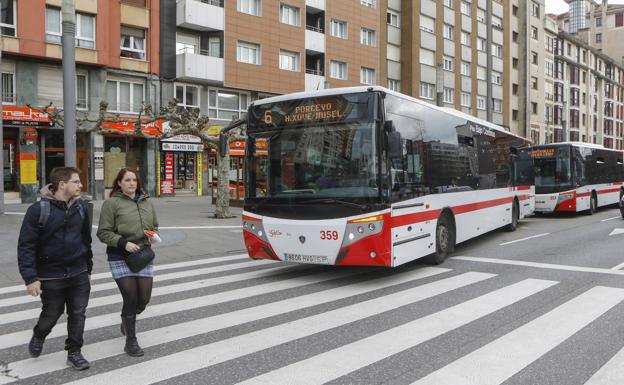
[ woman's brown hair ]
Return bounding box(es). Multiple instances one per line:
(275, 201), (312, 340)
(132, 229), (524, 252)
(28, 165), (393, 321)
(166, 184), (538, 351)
(109, 168), (144, 198)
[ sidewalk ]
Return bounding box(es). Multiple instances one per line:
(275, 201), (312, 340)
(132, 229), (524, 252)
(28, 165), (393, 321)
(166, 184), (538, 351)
(0, 196), (246, 287)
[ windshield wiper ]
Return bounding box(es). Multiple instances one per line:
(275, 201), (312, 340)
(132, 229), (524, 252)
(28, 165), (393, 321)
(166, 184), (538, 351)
(301, 198), (369, 211)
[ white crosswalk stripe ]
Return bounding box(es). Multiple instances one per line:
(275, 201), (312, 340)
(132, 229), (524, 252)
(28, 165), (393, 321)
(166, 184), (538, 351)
(2, 255), (624, 385)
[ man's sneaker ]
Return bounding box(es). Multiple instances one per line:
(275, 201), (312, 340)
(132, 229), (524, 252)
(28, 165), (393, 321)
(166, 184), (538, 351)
(66, 352), (90, 371)
(28, 335), (44, 358)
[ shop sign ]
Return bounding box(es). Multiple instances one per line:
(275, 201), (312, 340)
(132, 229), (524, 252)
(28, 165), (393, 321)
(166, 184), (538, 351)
(94, 151), (104, 181)
(101, 117), (163, 136)
(162, 134), (201, 143)
(22, 127), (38, 141)
(161, 152), (174, 195)
(162, 142), (204, 152)
(3, 106), (54, 128)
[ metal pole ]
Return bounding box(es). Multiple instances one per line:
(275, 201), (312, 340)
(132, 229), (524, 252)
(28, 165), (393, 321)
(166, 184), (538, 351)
(0, 36), (4, 214)
(62, 0), (77, 167)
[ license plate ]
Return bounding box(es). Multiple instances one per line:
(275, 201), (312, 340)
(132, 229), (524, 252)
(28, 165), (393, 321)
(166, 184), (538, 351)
(284, 253), (329, 264)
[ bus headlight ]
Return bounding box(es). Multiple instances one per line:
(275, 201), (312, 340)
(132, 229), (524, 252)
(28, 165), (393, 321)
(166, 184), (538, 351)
(342, 215), (385, 248)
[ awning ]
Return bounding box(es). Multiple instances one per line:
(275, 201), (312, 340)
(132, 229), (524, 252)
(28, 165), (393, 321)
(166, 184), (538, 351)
(2, 106), (54, 128)
(101, 116), (163, 136)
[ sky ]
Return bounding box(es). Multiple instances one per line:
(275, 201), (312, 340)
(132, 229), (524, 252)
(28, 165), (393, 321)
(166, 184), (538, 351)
(546, 0), (624, 15)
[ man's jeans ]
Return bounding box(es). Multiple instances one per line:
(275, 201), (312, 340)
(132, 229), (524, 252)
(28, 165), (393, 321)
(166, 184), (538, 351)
(33, 272), (90, 353)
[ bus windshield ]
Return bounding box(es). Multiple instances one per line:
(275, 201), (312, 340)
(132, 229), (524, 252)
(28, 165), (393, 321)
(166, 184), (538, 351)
(532, 147), (573, 193)
(248, 122), (378, 200)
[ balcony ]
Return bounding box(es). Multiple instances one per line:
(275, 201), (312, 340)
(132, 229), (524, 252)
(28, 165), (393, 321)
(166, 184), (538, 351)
(305, 26), (325, 54)
(176, 48), (224, 84)
(176, 0), (224, 31)
(305, 70), (326, 91)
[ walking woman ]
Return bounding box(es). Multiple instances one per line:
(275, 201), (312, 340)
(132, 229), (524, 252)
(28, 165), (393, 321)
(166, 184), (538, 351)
(97, 168), (158, 357)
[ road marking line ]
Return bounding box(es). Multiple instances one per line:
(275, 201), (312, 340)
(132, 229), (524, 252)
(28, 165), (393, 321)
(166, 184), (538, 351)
(0, 258), (272, 309)
(0, 267), (454, 384)
(585, 344), (624, 384)
(610, 261), (624, 270)
(499, 233), (550, 246)
(0, 253), (250, 296)
(2, 212), (25, 215)
(58, 271), (495, 385)
(601, 216), (621, 222)
(234, 279), (556, 385)
(412, 286), (624, 385)
(609, 228), (624, 236)
(452, 256), (624, 276)
(0, 265), (291, 326)
(0, 269), (360, 350)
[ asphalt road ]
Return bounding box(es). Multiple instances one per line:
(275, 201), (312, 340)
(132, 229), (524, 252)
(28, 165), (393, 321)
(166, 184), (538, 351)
(2, 202), (624, 384)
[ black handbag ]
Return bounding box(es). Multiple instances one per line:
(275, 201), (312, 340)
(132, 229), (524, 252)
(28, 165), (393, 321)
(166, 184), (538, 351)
(124, 246), (155, 273)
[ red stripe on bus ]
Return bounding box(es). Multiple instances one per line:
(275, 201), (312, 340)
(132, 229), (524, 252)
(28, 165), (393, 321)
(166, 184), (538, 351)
(518, 194), (531, 201)
(452, 197), (513, 215)
(392, 209), (441, 228)
(598, 188), (621, 195)
(576, 192), (590, 198)
(513, 186), (532, 191)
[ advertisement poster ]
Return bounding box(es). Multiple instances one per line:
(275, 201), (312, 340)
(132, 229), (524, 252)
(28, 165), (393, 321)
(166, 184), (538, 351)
(160, 152), (174, 195)
(197, 152), (202, 196)
(19, 153), (37, 184)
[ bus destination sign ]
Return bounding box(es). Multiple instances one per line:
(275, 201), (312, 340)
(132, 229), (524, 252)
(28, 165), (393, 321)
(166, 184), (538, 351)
(530, 148), (557, 158)
(281, 102), (345, 124)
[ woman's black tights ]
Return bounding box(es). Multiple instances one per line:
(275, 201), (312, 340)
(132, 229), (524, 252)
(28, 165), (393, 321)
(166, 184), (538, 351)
(115, 277), (153, 316)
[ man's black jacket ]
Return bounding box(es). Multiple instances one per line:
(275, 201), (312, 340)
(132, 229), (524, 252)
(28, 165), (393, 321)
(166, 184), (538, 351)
(17, 195), (93, 285)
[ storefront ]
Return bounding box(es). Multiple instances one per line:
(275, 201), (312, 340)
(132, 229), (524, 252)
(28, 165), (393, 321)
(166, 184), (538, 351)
(2, 106), (54, 202)
(100, 118), (162, 197)
(159, 135), (204, 196)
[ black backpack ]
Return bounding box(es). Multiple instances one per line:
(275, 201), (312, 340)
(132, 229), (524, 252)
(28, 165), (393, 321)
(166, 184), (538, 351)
(38, 200), (89, 230)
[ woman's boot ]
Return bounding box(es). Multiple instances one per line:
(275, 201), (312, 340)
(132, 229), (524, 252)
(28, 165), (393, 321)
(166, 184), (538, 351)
(121, 315), (144, 357)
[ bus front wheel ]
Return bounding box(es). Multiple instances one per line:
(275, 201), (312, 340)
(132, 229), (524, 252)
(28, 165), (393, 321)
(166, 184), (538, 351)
(425, 215), (455, 265)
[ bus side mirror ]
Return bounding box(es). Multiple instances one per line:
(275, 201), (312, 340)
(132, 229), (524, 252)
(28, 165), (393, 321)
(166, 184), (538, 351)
(388, 131), (402, 158)
(218, 132), (227, 155)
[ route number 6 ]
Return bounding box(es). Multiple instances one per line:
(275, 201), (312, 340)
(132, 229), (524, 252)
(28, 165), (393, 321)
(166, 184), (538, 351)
(264, 110), (272, 125)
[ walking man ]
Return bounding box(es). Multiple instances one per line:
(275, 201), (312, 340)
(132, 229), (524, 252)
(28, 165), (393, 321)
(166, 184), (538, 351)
(17, 167), (93, 370)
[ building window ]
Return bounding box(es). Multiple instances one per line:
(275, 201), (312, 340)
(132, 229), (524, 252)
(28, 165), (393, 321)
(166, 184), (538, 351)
(444, 0), (454, 9)
(596, 16), (602, 27)
(443, 24), (454, 40)
(531, 76), (538, 89)
(461, 31), (470, 45)
(531, 26), (538, 40)
(0, 0), (16, 37)
(106, 80), (144, 113)
(532, 102), (538, 114)
(460, 1), (470, 16)
(419, 15), (435, 34)
(360, 67), (375, 85)
(208, 89), (249, 121)
(443, 57), (454, 71)
(478, 38), (487, 52)
(491, 15), (502, 29)
(76, 73), (88, 110)
(493, 98), (502, 113)
(419, 48), (435, 66)
(176, 32), (200, 54)
(461, 92), (470, 107)
(120, 26), (146, 60)
(420, 82), (434, 100)
(531, 51), (538, 64)
(76, 13), (95, 49)
(512, 83), (518, 95)
(330, 60), (347, 80)
(279, 49), (300, 72)
(361, 28), (376, 46)
(616, 12), (623, 27)
(477, 8), (485, 22)
(330, 18), (347, 39)
(491, 71), (502, 85)
(596, 33), (602, 43)
(280, 4), (300, 26)
(238, 0), (261, 16)
(2, 71), (14, 104)
(237, 41), (260, 64)
(477, 96), (486, 110)
(387, 79), (400, 91)
(461, 61), (470, 76)
(175, 83), (200, 109)
(513, 57), (518, 69)
(360, 0), (376, 8)
(492, 43), (502, 58)
(531, 1), (539, 17)
(45, 7), (62, 44)
(477, 66), (486, 80)
(387, 10), (400, 27)
(443, 87), (454, 103)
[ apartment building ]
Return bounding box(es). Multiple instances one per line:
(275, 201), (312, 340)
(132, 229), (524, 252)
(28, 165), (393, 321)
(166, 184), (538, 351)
(2, 0), (160, 203)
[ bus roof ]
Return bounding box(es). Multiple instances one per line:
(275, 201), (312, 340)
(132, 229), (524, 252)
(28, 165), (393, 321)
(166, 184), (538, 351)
(530, 142), (622, 152)
(250, 86), (527, 141)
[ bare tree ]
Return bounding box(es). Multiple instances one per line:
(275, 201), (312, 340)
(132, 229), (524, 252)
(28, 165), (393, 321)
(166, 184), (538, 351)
(30, 100), (245, 218)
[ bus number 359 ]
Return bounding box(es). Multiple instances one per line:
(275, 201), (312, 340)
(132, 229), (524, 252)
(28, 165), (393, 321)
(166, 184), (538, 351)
(320, 230), (339, 240)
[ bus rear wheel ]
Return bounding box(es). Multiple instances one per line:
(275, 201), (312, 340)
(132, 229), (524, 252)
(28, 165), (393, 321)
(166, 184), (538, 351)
(425, 215), (455, 265)
(505, 200), (519, 232)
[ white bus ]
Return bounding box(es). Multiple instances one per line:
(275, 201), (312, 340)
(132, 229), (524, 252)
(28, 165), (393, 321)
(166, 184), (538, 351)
(524, 142), (624, 214)
(242, 87), (534, 266)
